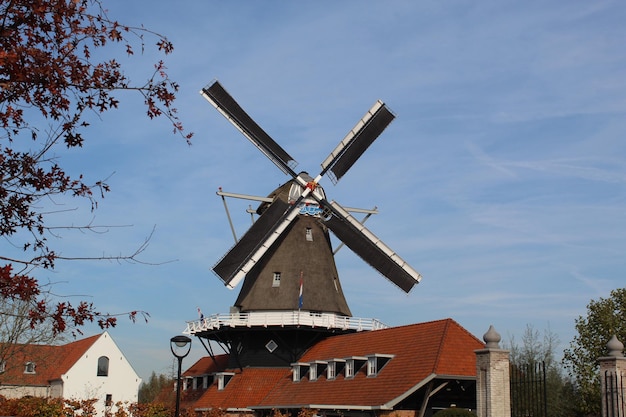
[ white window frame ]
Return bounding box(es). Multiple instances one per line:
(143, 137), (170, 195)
(216, 372), (235, 390)
(327, 361), (336, 380)
(345, 359), (354, 378)
(272, 272), (281, 287)
(367, 356), (377, 376)
(24, 362), (36, 374)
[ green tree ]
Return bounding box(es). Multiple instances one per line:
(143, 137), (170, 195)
(0, 0), (191, 334)
(507, 324), (578, 417)
(138, 371), (173, 403)
(563, 288), (626, 416)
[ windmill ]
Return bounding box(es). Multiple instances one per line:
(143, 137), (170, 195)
(186, 80), (422, 368)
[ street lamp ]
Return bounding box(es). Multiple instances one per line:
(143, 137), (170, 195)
(170, 335), (192, 417)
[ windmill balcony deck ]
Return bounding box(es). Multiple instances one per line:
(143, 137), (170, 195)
(183, 311), (388, 335)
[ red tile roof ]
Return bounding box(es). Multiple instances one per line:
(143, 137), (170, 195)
(193, 368), (287, 410)
(186, 318), (484, 411)
(183, 354), (230, 377)
(0, 334), (100, 387)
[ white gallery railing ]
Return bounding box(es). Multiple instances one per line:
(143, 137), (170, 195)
(183, 311), (388, 335)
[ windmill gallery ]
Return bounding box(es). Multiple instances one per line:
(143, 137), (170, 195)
(178, 81), (486, 417)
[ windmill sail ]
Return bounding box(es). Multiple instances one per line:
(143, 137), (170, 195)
(321, 100), (395, 184)
(201, 80), (298, 177)
(213, 198), (291, 287)
(322, 201), (421, 293)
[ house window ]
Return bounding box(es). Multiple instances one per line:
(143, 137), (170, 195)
(0, 360), (5, 373)
(327, 359), (344, 380)
(309, 364), (317, 381)
(305, 227), (313, 241)
(291, 363), (309, 382)
(216, 372), (234, 390)
(366, 354), (393, 377)
(24, 362), (36, 374)
(344, 356), (367, 378)
(272, 272), (281, 287)
(367, 356), (377, 376)
(97, 356), (109, 376)
(105, 394), (112, 407)
(327, 362), (336, 380)
(345, 359), (354, 378)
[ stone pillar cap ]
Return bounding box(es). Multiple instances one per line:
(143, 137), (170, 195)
(483, 325), (501, 348)
(607, 335), (624, 357)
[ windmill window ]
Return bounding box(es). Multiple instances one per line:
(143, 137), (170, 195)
(97, 356), (109, 376)
(265, 339), (278, 353)
(272, 272), (281, 287)
(305, 227), (313, 241)
(24, 362), (36, 374)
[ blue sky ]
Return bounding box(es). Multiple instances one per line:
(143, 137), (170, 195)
(26, 1), (626, 381)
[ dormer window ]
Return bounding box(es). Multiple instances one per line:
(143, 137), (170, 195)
(366, 354), (394, 377)
(272, 272), (281, 287)
(97, 356), (109, 376)
(344, 356), (367, 378)
(345, 359), (354, 378)
(24, 362), (36, 374)
(216, 372), (234, 390)
(327, 362), (335, 380)
(291, 362), (309, 382)
(308, 360), (326, 381)
(327, 359), (345, 380)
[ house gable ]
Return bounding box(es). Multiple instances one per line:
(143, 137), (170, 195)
(62, 332), (141, 414)
(0, 332), (141, 417)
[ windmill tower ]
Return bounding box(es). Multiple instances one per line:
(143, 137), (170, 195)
(185, 81), (422, 368)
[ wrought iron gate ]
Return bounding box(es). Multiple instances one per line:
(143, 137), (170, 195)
(510, 361), (547, 417)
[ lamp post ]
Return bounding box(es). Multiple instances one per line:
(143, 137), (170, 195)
(170, 335), (192, 417)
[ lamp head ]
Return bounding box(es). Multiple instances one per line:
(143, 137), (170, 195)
(170, 335), (192, 359)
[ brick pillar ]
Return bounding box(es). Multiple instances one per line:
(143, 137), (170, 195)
(599, 335), (626, 417)
(475, 325), (511, 417)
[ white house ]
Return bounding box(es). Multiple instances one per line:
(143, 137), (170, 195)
(0, 331), (141, 416)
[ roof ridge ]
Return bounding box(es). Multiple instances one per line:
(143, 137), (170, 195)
(432, 318), (452, 372)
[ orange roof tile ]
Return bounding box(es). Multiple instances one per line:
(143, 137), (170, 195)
(186, 319), (484, 411)
(183, 354), (229, 377)
(193, 368), (288, 410)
